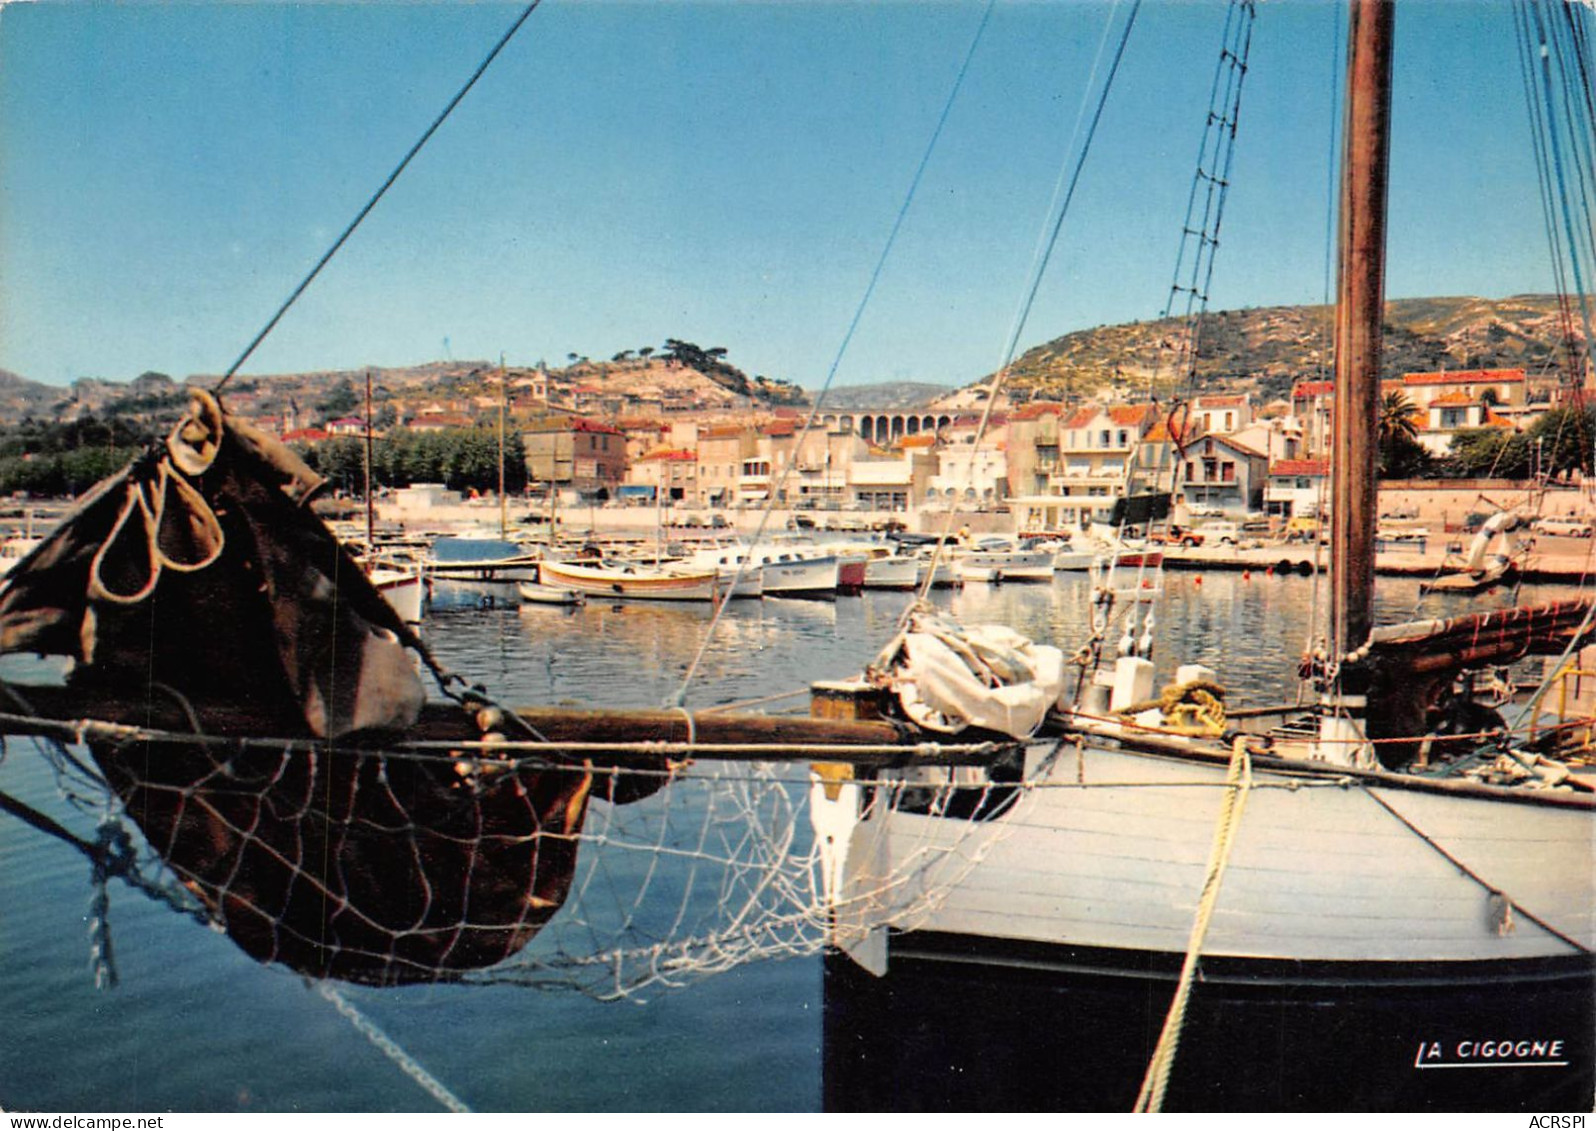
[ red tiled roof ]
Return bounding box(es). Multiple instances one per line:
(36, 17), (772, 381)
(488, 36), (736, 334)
(1293, 381), (1334, 399)
(1428, 390), (1476, 406)
(570, 417), (622, 435)
(1270, 459), (1329, 477)
(1108, 404), (1157, 426)
(639, 448), (697, 462)
(1012, 402), (1066, 421)
(900, 434), (937, 449)
(762, 420), (797, 437)
(282, 428), (331, 443)
(1403, 368), (1524, 386)
(1195, 394), (1247, 408)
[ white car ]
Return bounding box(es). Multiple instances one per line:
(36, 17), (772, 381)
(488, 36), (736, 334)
(1533, 517), (1594, 537)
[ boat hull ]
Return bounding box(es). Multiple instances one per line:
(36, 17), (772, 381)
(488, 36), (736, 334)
(824, 938), (1594, 1111)
(823, 739), (1595, 1108)
(953, 550), (1055, 583)
(861, 555), (920, 590)
(539, 560), (733, 601)
(366, 567), (426, 626)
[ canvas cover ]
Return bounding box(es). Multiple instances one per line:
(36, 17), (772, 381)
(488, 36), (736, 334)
(0, 391), (424, 738)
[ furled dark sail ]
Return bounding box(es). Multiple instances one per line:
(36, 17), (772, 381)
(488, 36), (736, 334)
(0, 393), (660, 984)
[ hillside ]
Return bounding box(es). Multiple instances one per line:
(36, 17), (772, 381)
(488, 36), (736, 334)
(2, 296), (1581, 427)
(997, 294), (1585, 404)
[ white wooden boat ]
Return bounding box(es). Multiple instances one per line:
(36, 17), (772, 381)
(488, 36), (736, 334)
(0, 536), (42, 581)
(539, 559), (734, 602)
(516, 580), (584, 606)
(365, 561), (427, 626)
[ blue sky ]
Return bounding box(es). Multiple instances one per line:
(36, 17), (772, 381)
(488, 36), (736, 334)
(0, 0), (1570, 390)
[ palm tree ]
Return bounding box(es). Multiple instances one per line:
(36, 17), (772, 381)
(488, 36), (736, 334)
(1377, 390), (1425, 477)
(1378, 390), (1419, 446)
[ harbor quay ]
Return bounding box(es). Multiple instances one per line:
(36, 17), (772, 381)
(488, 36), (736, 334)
(364, 481), (1595, 583)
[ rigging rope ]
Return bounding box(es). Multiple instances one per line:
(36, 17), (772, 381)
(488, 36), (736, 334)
(213, 1), (545, 394)
(908, 0), (1144, 615)
(669, 0), (1000, 708)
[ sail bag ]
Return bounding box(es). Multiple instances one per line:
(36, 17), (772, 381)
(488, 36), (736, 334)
(0, 393), (634, 984)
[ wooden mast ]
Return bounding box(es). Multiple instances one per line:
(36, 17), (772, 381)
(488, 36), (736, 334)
(1329, 0), (1394, 663)
(499, 353), (509, 541)
(364, 369), (376, 550)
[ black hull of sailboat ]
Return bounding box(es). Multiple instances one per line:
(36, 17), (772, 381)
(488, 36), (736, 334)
(823, 934), (1595, 1112)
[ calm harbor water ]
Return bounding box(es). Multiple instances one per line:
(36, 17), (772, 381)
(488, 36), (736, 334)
(0, 571), (1582, 1112)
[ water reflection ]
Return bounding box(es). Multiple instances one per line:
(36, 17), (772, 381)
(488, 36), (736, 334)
(421, 574), (1592, 716)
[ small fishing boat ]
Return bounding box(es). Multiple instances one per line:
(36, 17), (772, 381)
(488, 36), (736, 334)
(364, 557), (427, 626)
(538, 559), (735, 602)
(820, 540), (922, 590)
(516, 580), (585, 606)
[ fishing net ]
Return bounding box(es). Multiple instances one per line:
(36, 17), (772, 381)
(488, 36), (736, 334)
(0, 392), (1044, 998)
(12, 718), (1038, 999)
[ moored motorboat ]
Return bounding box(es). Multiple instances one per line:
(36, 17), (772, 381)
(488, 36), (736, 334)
(952, 538), (1055, 584)
(684, 543), (838, 598)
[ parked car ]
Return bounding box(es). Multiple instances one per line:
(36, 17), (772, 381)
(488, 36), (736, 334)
(1151, 525), (1204, 548)
(1533, 516), (1594, 537)
(1195, 520), (1241, 545)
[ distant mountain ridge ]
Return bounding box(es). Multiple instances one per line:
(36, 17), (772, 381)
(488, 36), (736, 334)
(997, 294), (1585, 404)
(1, 295), (1582, 425)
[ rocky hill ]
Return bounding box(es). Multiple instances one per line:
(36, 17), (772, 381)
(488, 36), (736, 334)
(998, 294), (1585, 404)
(2, 296), (1582, 426)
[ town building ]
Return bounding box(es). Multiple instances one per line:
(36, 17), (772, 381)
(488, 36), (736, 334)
(1263, 458), (1331, 518)
(522, 417), (626, 497)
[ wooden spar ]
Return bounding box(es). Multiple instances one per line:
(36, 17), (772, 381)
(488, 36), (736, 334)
(364, 369), (376, 549)
(1328, 0), (1394, 661)
(499, 353), (509, 541)
(0, 685), (1020, 766)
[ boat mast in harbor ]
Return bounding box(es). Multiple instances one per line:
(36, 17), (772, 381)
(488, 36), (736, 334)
(1323, 0), (1394, 761)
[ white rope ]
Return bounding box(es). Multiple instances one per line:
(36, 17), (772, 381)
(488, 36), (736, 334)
(315, 981), (472, 1113)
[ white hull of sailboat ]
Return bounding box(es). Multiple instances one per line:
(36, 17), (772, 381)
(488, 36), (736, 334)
(366, 566), (426, 626)
(832, 742), (1594, 969)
